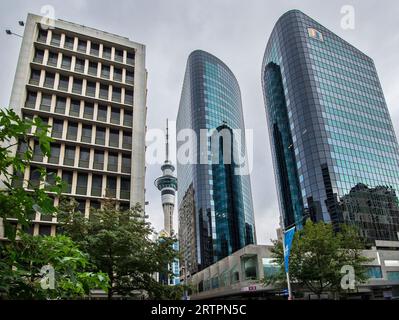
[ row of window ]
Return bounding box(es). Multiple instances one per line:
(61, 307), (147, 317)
(29, 70), (133, 105)
(26, 91), (133, 127)
(28, 141), (132, 173)
(28, 166), (131, 199)
(37, 28), (135, 65)
(33, 49), (134, 85)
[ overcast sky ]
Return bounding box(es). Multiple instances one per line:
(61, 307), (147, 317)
(1, 0), (398, 244)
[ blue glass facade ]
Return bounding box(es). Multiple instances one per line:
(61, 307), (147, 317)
(262, 10), (399, 241)
(177, 50), (256, 274)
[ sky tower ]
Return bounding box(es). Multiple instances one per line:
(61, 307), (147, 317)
(154, 120), (178, 236)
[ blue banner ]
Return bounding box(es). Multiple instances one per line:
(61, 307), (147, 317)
(284, 226), (295, 273)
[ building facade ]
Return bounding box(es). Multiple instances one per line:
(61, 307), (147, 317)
(6, 13), (147, 236)
(262, 10), (399, 242)
(177, 50), (256, 275)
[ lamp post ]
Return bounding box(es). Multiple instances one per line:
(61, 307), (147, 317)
(5, 20), (24, 38)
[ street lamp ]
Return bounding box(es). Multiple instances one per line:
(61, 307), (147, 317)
(5, 19), (25, 38)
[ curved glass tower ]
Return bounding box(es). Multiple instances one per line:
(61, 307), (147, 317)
(262, 10), (399, 242)
(177, 50), (256, 274)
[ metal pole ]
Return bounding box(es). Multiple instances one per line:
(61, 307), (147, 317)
(281, 221), (293, 300)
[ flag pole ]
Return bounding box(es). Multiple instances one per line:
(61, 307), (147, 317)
(281, 226), (293, 300)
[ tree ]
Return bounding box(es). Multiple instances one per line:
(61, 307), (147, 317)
(58, 199), (180, 299)
(264, 220), (371, 299)
(0, 108), (63, 239)
(0, 234), (109, 299)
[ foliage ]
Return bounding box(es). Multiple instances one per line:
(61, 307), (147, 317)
(58, 199), (180, 299)
(0, 108), (63, 239)
(264, 220), (371, 298)
(0, 234), (109, 299)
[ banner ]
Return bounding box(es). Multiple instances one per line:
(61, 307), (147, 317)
(284, 226), (295, 273)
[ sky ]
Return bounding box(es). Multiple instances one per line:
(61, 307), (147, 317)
(1, 0), (398, 244)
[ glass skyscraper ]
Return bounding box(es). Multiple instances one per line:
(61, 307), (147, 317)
(262, 10), (399, 242)
(177, 50), (256, 274)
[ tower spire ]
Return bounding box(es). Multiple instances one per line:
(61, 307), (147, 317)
(166, 119), (169, 162)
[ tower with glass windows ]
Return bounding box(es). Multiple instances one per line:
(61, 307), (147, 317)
(262, 10), (399, 242)
(177, 50), (256, 275)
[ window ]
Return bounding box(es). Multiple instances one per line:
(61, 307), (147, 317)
(77, 199), (86, 213)
(29, 70), (41, 85)
(40, 93), (52, 112)
(107, 152), (118, 172)
(242, 256), (258, 280)
(91, 174), (103, 197)
(88, 61), (97, 76)
(123, 110), (132, 127)
(48, 143), (60, 164)
(62, 170), (73, 193)
(77, 39), (87, 53)
(72, 78), (83, 94)
(109, 130), (119, 148)
(55, 97), (66, 114)
(44, 72), (55, 88)
(102, 46), (111, 60)
(126, 51), (134, 65)
(120, 178), (130, 199)
(58, 75), (69, 91)
(64, 35), (74, 50)
(37, 29), (47, 43)
(46, 169), (58, 186)
(90, 42), (99, 56)
(114, 49), (123, 62)
(97, 105), (107, 122)
(99, 84), (109, 100)
(29, 166), (41, 188)
(51, 120), (63, 138)
(122, 132), (132, 149)
(126, 70), (134, 84)
(93, 151), (104, 170)
(81, 125), (92, 143)
(101, 64), (110, 79)
(106, 176), (117, 197)
(33, 49), (44, 63)
(387, 271), (399, 281)
(125, 90), (133, 105)
(26, 91), (37, 109)
(110, 108), (120, 124)
(76, 173), (88, 195)
(50, 33), (61, 46)
(86, 81), (96, 97)
(69, 99), (80, 117)
(61, 55), (71, 69)
(75, 58), (85, 73)
(33, 141), (43, 162)
(63, 146), (75, 166)
(113, 68), (122, 82)
(90, 200), (101, 209)
(112, 87), (121, 102)
(366, 266), (383, 279)
(39, 225), (52, 236)
(121, 155), (131, 173)
(95, 127), (105, 145)
(77, 101), (91, 119)
(47, 51), (58, 66)
(67, 122), (78, 140)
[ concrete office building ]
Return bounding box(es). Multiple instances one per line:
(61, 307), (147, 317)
(4, 13), (147, 236)
(262, 10), (399, 242)
(177, 50), (256, 276)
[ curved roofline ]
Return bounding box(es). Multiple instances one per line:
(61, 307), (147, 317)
(188, 49), (240, 87)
